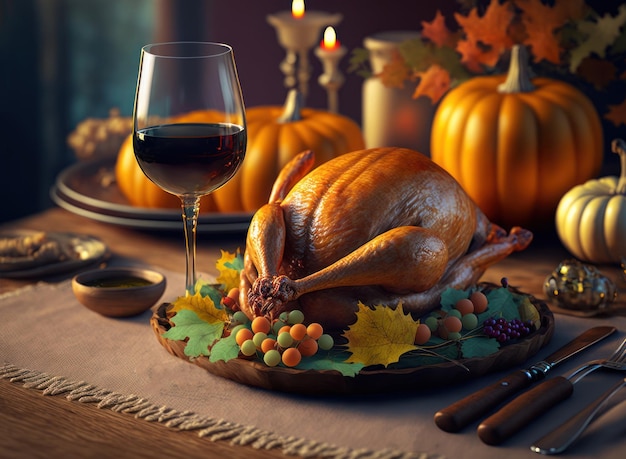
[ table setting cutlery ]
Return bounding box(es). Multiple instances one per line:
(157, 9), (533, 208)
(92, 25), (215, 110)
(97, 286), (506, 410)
(476, 336), (626, 445)
(434, 326), (616, 432)
(530, 376), (626, 454)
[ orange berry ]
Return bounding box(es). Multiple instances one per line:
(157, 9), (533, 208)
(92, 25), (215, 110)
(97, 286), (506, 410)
(470, 291), (488, 313)
(235, 328), (253, 346)
(261, 338), (277, 353)
(289, 323), (307, 341)
(443, 316), (462, 333)
(306, 323), (324, 340)
(251, 316), (271, 334)
(278, 325), (291, 335)
(298, 338), (318, 356)
(414, 323), (431, 345)
(281, 347), (302, 367)
(455, 298), (474, 316)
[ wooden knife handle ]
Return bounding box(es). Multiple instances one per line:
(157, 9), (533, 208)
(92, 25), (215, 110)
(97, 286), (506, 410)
(434, 370), (533, 432)
(476, 376), (574, 445)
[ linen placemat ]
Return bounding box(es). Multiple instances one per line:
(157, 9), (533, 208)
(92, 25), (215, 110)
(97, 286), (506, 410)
(2, 267), (626, 459)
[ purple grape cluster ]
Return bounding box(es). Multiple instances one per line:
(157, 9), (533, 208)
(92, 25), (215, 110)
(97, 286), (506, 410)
(482, 317), (534, 343)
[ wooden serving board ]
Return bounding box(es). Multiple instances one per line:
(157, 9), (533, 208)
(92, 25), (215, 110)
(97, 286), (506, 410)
(150, 288), (554, 396)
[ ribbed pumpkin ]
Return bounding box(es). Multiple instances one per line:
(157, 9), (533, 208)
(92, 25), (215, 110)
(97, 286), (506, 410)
(555, 139), (626, 264)
(430, 45), (604, 229)
(115, 90), (364, 213)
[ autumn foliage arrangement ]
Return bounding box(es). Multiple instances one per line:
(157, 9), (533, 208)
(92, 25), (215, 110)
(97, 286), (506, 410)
(349, 0), (626, 127)
(158, 250), (541, 376)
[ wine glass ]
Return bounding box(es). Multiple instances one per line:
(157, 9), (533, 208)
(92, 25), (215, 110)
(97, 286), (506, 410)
(132, 42), (247, 294)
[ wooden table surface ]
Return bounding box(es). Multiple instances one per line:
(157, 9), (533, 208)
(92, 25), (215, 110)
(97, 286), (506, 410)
(1, 207), (624, 458)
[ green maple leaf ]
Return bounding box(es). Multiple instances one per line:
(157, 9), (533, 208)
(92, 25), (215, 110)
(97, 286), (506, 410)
(440, 287), (471, 310)
(296, 354), (364, 377)
(209, 333), (240, 362)
(196, 283), (224, 310)
(569, 5), (626, 72)
(162, 309), (225, 358)
(484, 287), (519, 321)
(347, 47), (372, 78)
(398, 38), (471, 82)
(461, 336), (500, 358)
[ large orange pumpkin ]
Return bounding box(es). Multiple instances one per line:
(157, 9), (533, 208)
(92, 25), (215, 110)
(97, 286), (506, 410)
(430, 45), (604, 229)
(115, 90), (364, 213)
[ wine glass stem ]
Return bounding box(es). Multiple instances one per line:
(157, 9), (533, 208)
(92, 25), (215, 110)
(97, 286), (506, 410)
(181, 196), (201, 295)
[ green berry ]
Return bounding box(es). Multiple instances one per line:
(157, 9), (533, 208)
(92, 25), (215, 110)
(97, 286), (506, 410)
(252, 332), (267, 347)
(424, 316), (439, 332)
(240, 339), (257, 356)
(287, 310), (305, 325)
(263, 349), (281, 367)
(318, 334), (334, 350)
(232, 311), (249, 324)
(277, 331), (294, 348)
(461, 313), (478, 330)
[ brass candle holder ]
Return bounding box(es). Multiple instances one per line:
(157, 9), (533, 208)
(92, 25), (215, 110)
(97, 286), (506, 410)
(267, 7), (341, 100)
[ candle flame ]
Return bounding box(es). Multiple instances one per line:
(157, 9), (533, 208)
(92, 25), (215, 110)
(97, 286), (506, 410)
(323, 26), (338, 49)
(292, 0), (305, 18)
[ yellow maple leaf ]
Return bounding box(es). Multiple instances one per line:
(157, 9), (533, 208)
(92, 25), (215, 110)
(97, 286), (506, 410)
(343, 302), (418, 367)
(412, 64), (451, 103)
(215, 249), (242, 292)
(170, 291), (228, 325)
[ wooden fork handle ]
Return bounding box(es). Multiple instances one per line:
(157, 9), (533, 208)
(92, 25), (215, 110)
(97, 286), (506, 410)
(477, 376), (574, 445)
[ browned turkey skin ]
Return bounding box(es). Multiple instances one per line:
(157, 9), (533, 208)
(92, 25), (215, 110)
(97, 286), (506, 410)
(239, 147), (532, 332)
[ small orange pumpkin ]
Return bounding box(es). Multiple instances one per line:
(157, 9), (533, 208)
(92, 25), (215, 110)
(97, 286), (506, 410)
(115, 90), (364, 213)
(430, 45), (604, 229)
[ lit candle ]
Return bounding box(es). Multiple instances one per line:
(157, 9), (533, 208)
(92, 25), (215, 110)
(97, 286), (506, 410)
(267, 0), (342, 98)
(321, 26), (340, 51)
(315, 26), (346, 113)
(292, 0), (304, 18)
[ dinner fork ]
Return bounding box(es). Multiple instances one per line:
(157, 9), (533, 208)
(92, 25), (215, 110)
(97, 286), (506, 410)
(530, 376), (626, 454)
(477, 337), (626, 445)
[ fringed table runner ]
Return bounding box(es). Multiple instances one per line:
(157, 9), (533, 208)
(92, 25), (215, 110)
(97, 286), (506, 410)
(2, 267), (626, 459)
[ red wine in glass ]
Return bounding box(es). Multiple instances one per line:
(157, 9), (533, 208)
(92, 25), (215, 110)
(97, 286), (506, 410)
(134, 122), (246, 196)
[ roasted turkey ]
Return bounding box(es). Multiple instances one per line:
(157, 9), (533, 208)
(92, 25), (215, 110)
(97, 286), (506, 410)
(238, 147), (532, 332)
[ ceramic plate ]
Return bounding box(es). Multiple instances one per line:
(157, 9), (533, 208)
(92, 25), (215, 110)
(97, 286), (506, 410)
(0, 230), (108, 279)
(51, 158), (252, 234)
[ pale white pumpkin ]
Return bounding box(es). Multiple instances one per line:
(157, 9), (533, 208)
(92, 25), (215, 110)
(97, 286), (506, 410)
(555, 139), (626, 264)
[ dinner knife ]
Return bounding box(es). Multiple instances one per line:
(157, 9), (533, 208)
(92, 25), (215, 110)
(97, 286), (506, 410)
(433, 326), (616, 433)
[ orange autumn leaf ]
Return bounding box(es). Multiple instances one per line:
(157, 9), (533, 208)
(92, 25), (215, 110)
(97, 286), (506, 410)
(379, 50), (411, 88)
(605, 99), (626, 127)
(454, 0), (515, 57)
(412, 64), (451, 103)
(517, 0), (586, 64)
(422, 10), (457, 48)
(456, 38), (501, 72)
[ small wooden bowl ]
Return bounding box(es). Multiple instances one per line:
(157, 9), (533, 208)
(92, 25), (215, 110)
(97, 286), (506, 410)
(72, 267), (166, 317)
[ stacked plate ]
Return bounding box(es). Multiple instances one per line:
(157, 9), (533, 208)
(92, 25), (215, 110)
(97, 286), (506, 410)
(50, 158), (253, 234)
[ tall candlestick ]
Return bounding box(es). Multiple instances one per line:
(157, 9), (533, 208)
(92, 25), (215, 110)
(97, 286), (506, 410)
(267, 1), (341, 99)
(314, 26), (346, 113)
